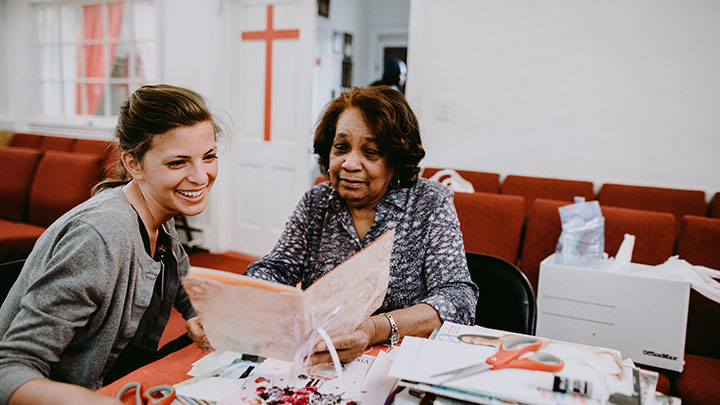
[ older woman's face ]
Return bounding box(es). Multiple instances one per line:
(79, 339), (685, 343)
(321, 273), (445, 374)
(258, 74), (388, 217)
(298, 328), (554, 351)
(329, 108), (394, 210)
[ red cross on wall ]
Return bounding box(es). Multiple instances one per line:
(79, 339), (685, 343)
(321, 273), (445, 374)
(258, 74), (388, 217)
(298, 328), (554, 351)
(241, 4), (300, 142)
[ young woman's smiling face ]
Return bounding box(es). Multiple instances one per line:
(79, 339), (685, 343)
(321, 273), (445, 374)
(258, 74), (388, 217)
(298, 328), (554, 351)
(328, 108), (393, 210)
(134, 121), (218, 221)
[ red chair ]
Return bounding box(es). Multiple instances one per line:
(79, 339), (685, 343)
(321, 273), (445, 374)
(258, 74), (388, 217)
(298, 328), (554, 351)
(500, 175), (594, 217)
(8, 133), (44, 148)
(0, 147), (46, 261)
(674, 354), (720, 404)
(598, 183), (706, 234)
(72, 138), (112, 155)
(28, 151), (103, 226)
(37, 136), (76, 152)
(520, 199), (676, 292)
(675, 215), (720, 358)
(453, 192), (524, 263)
(422, 167), (500, 193)
(0, 147), (44, 222)
(709, 192), (720, 219)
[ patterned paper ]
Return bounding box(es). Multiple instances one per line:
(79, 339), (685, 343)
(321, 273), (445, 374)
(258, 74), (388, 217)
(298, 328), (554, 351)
(182, 230), (394, 361)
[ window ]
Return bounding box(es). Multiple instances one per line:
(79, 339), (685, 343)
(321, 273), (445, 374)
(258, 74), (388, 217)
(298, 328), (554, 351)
(35, 0), (156, 119)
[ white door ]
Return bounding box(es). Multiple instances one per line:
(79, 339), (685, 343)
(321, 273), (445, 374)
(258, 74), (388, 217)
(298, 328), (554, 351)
(215, 0), (317, 257)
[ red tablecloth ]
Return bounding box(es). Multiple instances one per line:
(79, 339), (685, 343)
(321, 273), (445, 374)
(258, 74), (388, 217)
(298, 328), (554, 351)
(98, 344), (206, 401)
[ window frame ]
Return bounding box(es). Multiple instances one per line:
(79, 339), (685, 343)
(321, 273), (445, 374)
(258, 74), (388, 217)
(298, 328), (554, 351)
(29, 0), (159, 134)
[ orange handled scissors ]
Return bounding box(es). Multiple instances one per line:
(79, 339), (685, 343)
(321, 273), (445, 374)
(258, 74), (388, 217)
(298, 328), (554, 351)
(432, 336), (564, 383)
(116, 381), (176, 405)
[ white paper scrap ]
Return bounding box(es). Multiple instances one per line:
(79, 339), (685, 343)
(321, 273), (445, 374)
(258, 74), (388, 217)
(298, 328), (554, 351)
(175, 377), (243, 402)
(188, 350), (244, 377)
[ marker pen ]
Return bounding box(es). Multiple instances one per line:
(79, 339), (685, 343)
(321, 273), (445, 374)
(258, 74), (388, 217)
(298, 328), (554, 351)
(534, 373), (592, 397)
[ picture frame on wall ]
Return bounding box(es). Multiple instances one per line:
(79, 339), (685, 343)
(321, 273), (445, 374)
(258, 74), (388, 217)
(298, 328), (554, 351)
(318, 0), (329, 18)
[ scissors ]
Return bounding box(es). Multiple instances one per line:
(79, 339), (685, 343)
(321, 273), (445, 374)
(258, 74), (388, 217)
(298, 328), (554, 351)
(115, 381), (176, 405)
(432, 336), (564, 384)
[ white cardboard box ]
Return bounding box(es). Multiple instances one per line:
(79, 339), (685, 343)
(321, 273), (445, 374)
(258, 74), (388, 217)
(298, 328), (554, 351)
(536, 254), (690, 372)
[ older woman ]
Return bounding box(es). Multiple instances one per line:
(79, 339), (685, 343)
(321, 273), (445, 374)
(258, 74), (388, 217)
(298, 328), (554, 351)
(246, 86), (478, 364)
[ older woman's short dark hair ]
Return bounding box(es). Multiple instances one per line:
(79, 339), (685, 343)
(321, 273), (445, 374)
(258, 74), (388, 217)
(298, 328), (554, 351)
(313, 86), (425, 188)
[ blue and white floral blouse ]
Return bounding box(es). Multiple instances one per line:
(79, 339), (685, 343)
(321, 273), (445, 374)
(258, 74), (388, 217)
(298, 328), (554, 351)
(246, 178), (479, 325)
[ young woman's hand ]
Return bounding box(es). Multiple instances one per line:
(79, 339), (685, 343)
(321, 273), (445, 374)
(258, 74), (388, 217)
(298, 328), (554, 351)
(186, 316), (215, 352)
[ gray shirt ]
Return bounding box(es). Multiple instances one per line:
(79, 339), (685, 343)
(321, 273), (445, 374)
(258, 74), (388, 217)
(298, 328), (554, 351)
(0, 187), (196, 403)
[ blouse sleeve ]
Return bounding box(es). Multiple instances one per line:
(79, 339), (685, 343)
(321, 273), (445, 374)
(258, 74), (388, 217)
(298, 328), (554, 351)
(245, 191), (314, 286)
(420, 191), (479, 325)
(0, 223), (113, 403)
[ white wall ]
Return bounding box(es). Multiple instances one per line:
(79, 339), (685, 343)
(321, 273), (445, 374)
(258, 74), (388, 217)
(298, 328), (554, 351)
(160, 0), (223, 105)
(1, 0), (33, 132)
(313, 0), (361, 121)
(407, 0), (720, 196)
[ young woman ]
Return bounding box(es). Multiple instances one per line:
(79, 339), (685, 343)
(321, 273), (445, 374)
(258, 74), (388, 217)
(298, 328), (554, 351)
(0, 85), (219, 405)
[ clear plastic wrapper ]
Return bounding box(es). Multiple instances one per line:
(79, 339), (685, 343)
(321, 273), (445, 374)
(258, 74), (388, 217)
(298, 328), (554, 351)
(555, 198), (605, 269)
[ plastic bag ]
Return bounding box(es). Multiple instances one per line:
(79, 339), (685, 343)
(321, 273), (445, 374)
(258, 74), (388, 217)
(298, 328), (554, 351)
(555, 197), (605, 268)
(427, 169), (475, 193)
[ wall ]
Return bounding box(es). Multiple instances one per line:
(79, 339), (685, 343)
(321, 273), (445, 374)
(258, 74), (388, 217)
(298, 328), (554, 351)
(407, 0), (720, 195)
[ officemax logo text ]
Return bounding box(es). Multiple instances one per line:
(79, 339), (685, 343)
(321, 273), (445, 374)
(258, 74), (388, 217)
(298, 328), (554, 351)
(643, 350), (677, 361)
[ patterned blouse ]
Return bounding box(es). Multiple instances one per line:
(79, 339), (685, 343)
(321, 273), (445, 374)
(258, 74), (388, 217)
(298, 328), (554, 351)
(246, 178), (479, 325)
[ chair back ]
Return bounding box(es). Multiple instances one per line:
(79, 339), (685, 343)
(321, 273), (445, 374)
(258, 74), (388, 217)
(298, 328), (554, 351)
(454, 192), (524, 263)
(598, 183), (706, 234)
(422, 167), (500, 193)
(709, 192), (720, 219)
(0, 259), (25, 306)
(520, 198), (676, 291)
(676, 215), (720, 358)
(501, 175), (595, 217)
(466, 252), (536, 335)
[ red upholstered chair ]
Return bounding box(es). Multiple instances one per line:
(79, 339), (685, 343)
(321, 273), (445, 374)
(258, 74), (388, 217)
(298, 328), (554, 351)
(0, 222), (46, 262)
(674, 354), (720, 404)
(71, 138), (112, 155)
(8, 133), (44, 148)
(709, 192), (720, 219)
(597, 183), (706, 234)
(675, 216), (720, 360)
(453, 191), (525, 263)
(520, 199), (676, 292)
(500, 175), (594, 217)
(422, 167), (501, 193)
(37, 136), (76, 152)
(28, 151), (103, 227)
(0, 147), (44, 222)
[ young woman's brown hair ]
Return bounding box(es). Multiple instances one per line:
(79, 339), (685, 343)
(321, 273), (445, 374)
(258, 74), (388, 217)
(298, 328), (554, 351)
(94, 84), (222, 194)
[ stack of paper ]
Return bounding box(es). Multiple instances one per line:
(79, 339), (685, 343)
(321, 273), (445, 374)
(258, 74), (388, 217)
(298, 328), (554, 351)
(389, 322), (640, 405)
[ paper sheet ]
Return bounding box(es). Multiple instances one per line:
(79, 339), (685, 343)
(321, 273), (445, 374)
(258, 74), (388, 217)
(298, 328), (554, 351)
(389, 334), (635, 405)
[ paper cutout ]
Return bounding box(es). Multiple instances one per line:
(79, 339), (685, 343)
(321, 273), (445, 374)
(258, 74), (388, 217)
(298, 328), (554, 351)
(182, 229), (394, 361)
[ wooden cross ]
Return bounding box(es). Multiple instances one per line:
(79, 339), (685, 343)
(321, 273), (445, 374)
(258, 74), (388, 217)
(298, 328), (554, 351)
(241, 4), (300, 142)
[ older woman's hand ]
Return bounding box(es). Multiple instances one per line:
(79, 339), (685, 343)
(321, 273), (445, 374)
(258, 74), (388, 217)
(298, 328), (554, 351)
(186, 316), (215, 352)
(309, 318), (375, 365)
